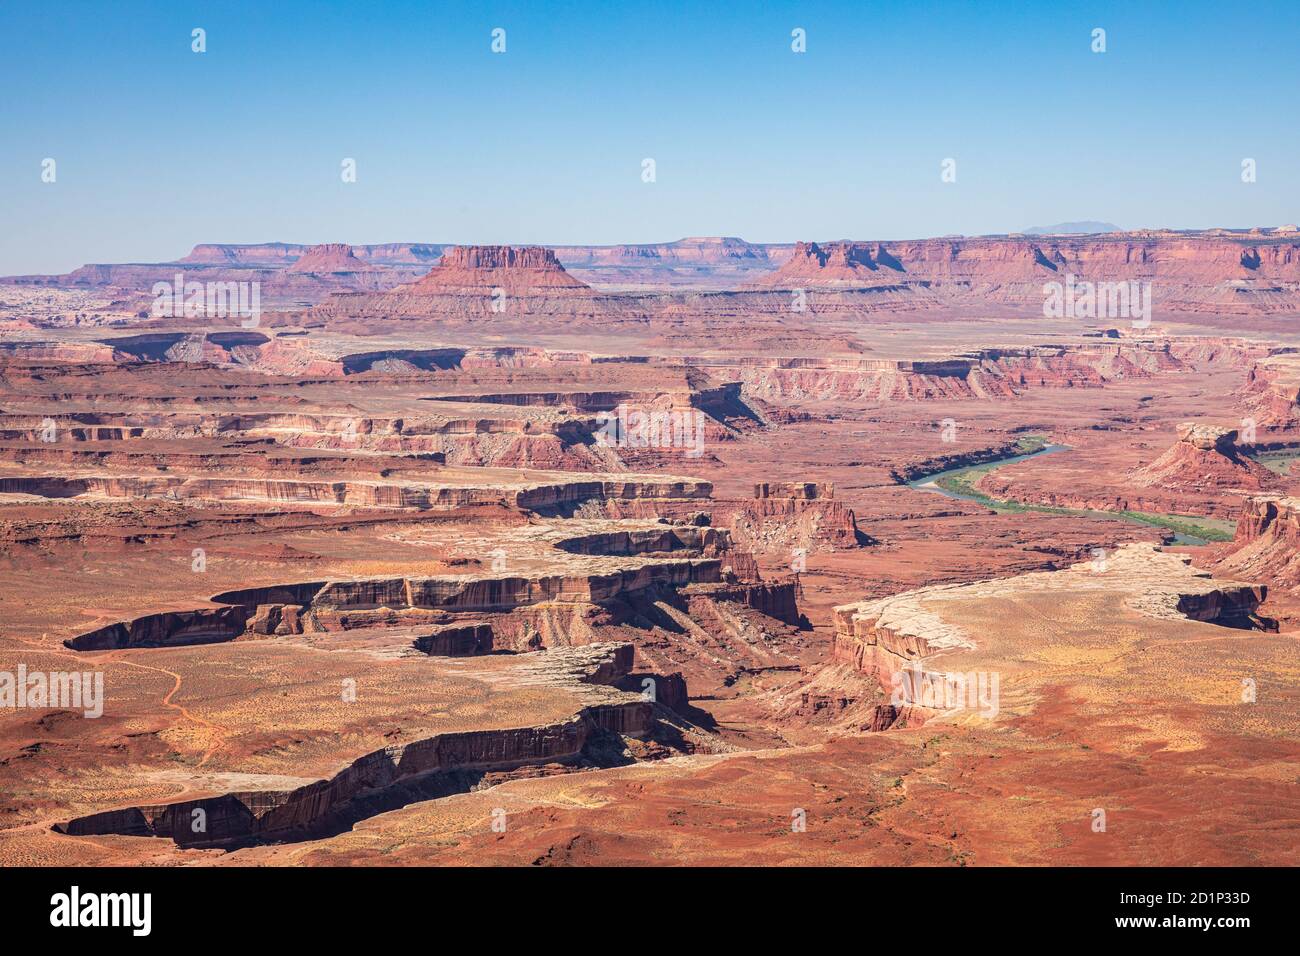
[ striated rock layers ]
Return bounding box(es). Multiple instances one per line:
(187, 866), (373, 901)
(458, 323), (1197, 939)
(13, 230), (1300, 313)
(0, 471), (711, 512)
(405, 246), (591, 294)
(754, 241), (904, 289)
(1129, 422), (1280, 491)
(302, 245), (638, 324)
(743, 233), (1300, 314)
(732, 342), (1186, 405)
(66, 557), (726, 650)
(1214, 494), (1300, 588)
(56, 643), (651, 847)
(832, 544), (1270, 725)
(598, 483), (863, 555)
(286, 243), (377, 275)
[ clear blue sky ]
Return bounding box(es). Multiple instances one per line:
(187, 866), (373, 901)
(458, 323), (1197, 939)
(3, 0), (1297, 274)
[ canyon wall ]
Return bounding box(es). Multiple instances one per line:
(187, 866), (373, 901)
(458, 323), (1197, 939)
(1214, 494), (1300, 588)
(56, 644), (650, 847)
(12, 231), (1300, 312)
(753, 235), (1300, 313)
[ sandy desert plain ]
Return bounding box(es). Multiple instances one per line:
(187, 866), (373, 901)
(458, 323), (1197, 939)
(0, 231), (1298, 867)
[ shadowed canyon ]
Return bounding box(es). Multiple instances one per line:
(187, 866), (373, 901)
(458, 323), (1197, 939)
(1, 232), (1297, 868)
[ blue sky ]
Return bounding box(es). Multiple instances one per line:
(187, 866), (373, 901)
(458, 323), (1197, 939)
(2, 0), (1298, 274)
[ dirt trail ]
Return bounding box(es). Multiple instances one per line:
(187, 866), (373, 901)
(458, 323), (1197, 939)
(110, 658), (228, 767)
(10, 632), (229, 767)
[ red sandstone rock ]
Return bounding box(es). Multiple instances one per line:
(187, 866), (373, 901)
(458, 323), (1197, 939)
(286, 244), (376, 275)
(7, 226), (1300, 871)
(15, 230), (1300, 314)
(753, 481), (833, 499)
(1129, 422), (1281, 491)
(1214, 494), (1300, 588)
(753, 241), (905, 289)
(405, 246), (591, 294)
(755, 233), (1300, 294)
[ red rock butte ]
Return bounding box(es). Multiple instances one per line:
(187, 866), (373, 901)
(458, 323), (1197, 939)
(1130, 422), (1281, 491)
(405, 245), (592, 294)
(286, 243), (376, 274)
(755, 240), (907, 288)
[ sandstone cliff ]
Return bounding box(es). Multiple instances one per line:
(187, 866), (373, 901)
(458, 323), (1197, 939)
(1214, 495), (1300, 588)
(55, 644), (651, 847)
(405, 246), (591, 294)
(286, 243), (376, 275)
(1128, 422), (1280, 491)
(750, 233), (1300, 313)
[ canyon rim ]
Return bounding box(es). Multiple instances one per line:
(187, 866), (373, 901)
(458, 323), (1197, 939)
(1, 0), (1295, 941)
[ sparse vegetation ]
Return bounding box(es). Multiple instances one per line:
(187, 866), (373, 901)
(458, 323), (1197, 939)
(1116, 511), (1235, 542)
(930, 449), (1234, 543)
(1251, 451), (1300, 476)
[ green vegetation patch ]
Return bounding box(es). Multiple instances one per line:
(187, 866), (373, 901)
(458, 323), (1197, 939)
(1251, 451), (1300, 476)
(1116, 511), (1236, 542)
(930, 445), (1236, 543)
(1012, 434), (1049, 455)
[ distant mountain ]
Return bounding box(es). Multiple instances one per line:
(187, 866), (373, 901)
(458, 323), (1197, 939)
(1022, 221), (1121, 235)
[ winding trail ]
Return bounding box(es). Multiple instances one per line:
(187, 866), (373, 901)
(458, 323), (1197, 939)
(109, 657), (228, 768)
(2, 632), (229, 849)
(9, 631), (229, 767)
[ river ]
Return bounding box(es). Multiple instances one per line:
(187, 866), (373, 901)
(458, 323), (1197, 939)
(906, 442), (1229, 546)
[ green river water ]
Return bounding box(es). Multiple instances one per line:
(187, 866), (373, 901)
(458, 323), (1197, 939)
(905, 439), (1237, 546)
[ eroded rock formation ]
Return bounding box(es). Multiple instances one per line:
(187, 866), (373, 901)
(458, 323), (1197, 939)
(1214, 494), (1300, 589)
(286, 244), (376, 275)
(55, 644), (652, 847)
(832, 544), (1271, 727)
(1129, 422), (1279, 490)
(751, 233), (1300, 313)
(404, 246), (591, 294)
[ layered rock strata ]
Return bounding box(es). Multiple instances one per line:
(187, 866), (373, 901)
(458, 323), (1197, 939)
(1129, 422), (1279, 491)
(832, 544), (1270, 725)
(56, 643), (650, 847)
(1214, 495), (1300, 588)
